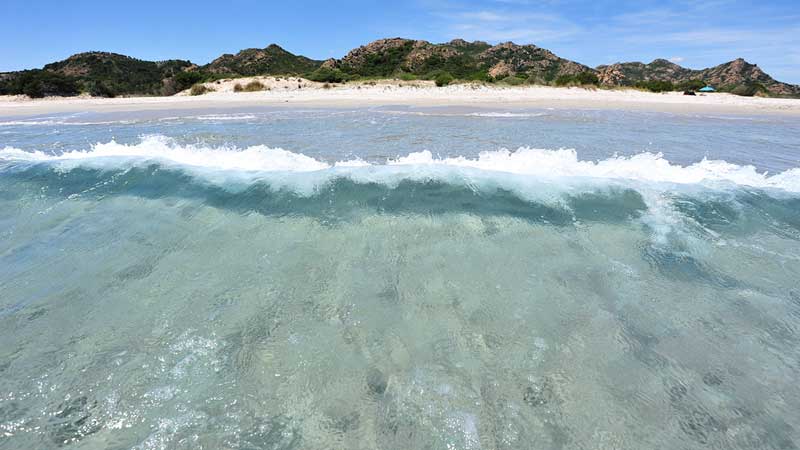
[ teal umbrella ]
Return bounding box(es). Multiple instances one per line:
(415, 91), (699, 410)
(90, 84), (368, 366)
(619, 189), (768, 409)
(699, 86), (716, 92)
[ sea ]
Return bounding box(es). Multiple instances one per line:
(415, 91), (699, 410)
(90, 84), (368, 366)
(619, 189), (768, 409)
(1, 105), (799, 450)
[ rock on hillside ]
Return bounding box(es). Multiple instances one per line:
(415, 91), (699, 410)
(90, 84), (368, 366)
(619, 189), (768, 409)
(477, 41), (590, 82)
(597, 59), (693, 85)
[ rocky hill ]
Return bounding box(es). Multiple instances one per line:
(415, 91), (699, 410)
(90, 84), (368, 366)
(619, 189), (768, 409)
(1, 38), (798, 98)
(597, 58), (799, 96)
(327, 38), (590, 83)
(43, 52), (194, 96)
(202, 44), (320, 76)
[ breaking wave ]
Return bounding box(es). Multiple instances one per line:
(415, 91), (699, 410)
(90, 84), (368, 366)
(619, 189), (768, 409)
(1, 135), (798, 195)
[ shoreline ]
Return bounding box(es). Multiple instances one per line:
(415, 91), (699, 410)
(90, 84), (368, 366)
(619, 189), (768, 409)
(2, 80), (800, 117)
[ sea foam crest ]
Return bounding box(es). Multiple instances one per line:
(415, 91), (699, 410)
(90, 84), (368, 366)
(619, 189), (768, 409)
(1, 135), (799, 193)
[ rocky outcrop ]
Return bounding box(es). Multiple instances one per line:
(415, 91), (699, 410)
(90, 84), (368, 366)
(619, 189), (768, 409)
(479, 42), (590, 81)
(488, 61), (514, 79)
(597, 59), (693, 85)
(320, 58), (338, 69)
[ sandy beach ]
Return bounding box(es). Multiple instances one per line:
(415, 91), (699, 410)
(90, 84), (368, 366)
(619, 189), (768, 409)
(1, 76), (799, 117)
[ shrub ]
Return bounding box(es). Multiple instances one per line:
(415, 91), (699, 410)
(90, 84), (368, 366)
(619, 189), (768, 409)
(173, 71), (204, 92)
(434, 72), (454, 87)
(22, 81), (45, 98)
(677, 79), (705, 91)
(190, 84), (213, 96)
(575, 71), (599, 85)
(554, 74), (576, 86)
(635, 80), (675, 93)
(554, 72), (599, 87)
(468, 70), (491, 82)
(397, 72), (417, 81)
(234, 80), (266, 92)
(503, 76), (525, 86)
(6, 70), (80, 98)
(88, 81), (117, 98)
(730, 83), (766, 97)
(307, 67), (347, 83)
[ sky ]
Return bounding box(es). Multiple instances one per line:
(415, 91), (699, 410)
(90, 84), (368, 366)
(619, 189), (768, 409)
(2, 0), (798, 83)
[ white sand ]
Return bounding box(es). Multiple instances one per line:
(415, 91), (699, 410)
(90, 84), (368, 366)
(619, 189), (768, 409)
(1, 76), (799, 116)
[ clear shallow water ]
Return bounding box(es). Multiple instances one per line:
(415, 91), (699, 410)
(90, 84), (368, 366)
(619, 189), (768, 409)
(1, 107), (799, 449)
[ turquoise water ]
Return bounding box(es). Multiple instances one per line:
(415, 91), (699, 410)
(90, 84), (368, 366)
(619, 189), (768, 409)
(1, 107), (799, 449)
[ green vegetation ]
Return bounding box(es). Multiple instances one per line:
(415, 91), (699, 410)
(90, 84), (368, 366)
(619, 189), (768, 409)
(0, 70), (80, 98)
(233, 80), (267, 92)
(306, 67), (348, 83)
(727, 82), (767, 97)
(676, 79), (705, 91)
(340, 41), (415, 77)
(204, 44), (320, 77)
(172, 71), (204, 92)
(189, 84), (213, 96)
(501, 74), (527, 86)
(633, 80), (675, 92)
(397, 72), (417, 81)
(41, 53), (193, 97)
(434, 72), (454, 87)
(553, 71), (599, 87)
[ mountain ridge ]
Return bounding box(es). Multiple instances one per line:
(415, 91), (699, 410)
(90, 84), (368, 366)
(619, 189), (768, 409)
(1, 39), (797, 98)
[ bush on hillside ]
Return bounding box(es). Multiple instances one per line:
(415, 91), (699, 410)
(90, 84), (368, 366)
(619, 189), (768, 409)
(730, 83), (767, 97)
(397, 72), (417, 81)
(87, 81), (117, 98)
(234, 80), (266, 92)
(575, 71), (599, 85)
(503, 76), (525, 86)
(434, 72), (454, 87)
(2, 70), (80, 98)
(173, 71), (205, 92)
(307, 67), (347, 83)
(554, 71), (599, 87)
(634, 80), (675, 92)
(190, 84), (213, 95)
(676, 79), (705, 91)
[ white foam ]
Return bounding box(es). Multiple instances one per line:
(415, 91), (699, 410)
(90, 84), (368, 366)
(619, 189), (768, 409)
(466, 112), (547, 118)
(0, 119), (138, 126)
(1, 135), (799, 194)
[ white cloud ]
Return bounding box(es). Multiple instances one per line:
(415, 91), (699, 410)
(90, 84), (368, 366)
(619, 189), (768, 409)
(438, 8), (581, 44)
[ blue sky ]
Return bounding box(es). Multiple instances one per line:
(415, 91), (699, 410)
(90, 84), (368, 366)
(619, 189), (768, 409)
(2, 0), (798, 83)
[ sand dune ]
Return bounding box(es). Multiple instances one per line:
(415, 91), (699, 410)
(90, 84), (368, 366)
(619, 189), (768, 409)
(1, 77), (799, 116)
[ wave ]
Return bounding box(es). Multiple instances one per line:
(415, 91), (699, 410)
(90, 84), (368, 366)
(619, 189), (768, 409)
(1, 135), (798, 194)
(0, 118), (139, 127)
(3, 136), (799, 246)
(379, 110), (548, 119)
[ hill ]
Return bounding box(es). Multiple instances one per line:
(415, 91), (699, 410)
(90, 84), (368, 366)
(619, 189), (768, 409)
(0, 52), (195, 97)
(43, 52), (195, 97)
(202, 44), (321, 76)
(325, 38), (590, 83)
(597, 58), (800, 97)
(1, 39), (798, 98)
